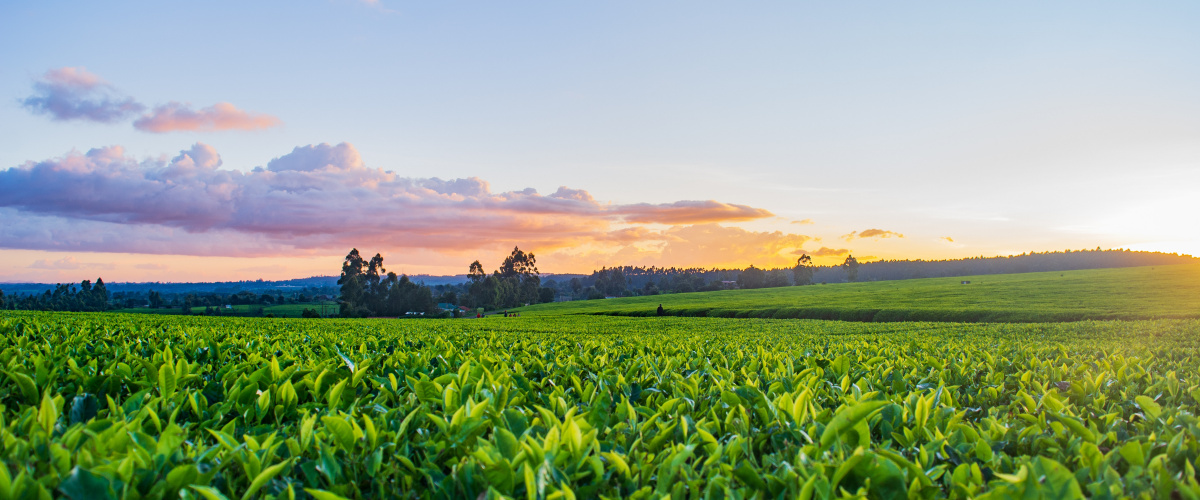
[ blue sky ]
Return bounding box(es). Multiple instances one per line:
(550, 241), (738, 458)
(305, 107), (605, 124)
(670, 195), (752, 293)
(1, 1), (1198, 281)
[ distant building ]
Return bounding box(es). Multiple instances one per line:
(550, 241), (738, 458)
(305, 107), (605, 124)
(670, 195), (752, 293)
(720, 281), (739, 290)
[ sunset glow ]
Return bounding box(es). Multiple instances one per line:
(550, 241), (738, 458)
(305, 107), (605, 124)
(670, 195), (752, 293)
(2, 2), (1197, 282)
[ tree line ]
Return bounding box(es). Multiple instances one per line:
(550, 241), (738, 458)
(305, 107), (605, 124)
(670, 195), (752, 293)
(336, 249), (441, 318)
(531, 248), (1191, 300)
(0, 278), (110, 312)
(461, 247), (555, 310)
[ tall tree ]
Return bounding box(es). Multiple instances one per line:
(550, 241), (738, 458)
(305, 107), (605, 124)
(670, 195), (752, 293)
(338, 249), (368, 317)
(842, 255), (860, 282)
(793, 254), (814, 286)
(499, 246), (541, 305)
(468, 260), (485, 283)
(92, 277), (109, 309)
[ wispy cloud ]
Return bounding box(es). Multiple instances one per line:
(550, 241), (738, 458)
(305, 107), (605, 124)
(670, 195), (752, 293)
(20, 67), (144, 123)
(842, 228), (905, 240)
(941, 236), (954, 243)
(30, 256), (114, 270)
(0, 142), (778, 258)
(796, 247), (850, 257)
(615, 200), (772, 224)
(21, 67), (279, 133)
(791, 219), (814, 225)
(133, 102), (281, 133)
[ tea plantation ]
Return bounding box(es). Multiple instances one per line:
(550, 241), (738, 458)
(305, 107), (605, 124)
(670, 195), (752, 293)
(515, 264), (1200, 323)
(1, 311), (1198, 499)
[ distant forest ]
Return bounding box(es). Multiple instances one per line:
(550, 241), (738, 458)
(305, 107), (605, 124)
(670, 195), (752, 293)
(1, 248), (1193, 313)
(523, 248), (1196, 301)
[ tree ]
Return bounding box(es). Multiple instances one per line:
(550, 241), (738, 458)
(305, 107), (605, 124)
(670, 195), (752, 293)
(500, 246), (541, 304)
(338, 249), (369, 317)
(765, 269), (790, 288)
(737, 265), (766, 289)
(92, 278), (109, 310)
(793, 254), (814, 286)
(468, 260), (486, 284)
(842, 255), (860, 282)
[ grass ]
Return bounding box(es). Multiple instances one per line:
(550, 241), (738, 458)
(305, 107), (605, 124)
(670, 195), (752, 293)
(514, 263), (1200, 322)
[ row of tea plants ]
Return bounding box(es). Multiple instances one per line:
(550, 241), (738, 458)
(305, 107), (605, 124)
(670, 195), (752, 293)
(1, 312), (1198, 499)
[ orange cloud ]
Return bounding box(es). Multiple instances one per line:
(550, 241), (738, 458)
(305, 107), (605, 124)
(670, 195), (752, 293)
(842, 228), (905, 240)
(797, 247), (850, 257)
(615, 200), (772, 224)
(133, 102), (281, 132)
(791, 219), (814, 225)
(941, 236), (954, 243)
(550, 223), (812, 270)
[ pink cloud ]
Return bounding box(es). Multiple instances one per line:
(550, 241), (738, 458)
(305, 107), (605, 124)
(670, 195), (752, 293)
(30, 256), (114, 270)
(0, 143), (778, 258)
(133, 102), (281, 133)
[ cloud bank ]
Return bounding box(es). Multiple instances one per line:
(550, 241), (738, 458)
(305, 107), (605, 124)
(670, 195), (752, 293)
(20, 67), (280, 133)
(0, 142), (783, 259)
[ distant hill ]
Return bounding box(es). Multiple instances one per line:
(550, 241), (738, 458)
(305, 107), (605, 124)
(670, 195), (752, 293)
(516, 264), (1200, 323)
(0, 272), (587, 296)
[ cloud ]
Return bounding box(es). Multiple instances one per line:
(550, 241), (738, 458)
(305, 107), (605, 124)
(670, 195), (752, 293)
(30, 256), (114, 270)
(22, 67), (279, 133)
(791, 219), (814, 225)
(941, 236), (954, 243)
(0, 143), (777, 258)
(615, 200), (773, 224)
(842, 228), (905, 240)
(135, 263), (169, 270)
(797, 247), (850, 257)
(20, 67), (145, 123)
(575, 223), (812, 269)
(133, 102), (281, 133)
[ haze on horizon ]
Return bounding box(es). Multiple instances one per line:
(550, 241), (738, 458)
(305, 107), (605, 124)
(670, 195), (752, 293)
(1, 1), (1198, 283)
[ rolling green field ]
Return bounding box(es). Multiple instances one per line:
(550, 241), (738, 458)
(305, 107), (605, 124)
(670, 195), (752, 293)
(516, 264), (1200, 322)
(2, 311), (1199, 498)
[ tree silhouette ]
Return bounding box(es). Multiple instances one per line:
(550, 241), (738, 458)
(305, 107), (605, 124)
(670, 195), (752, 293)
(842, 255), (860, 282)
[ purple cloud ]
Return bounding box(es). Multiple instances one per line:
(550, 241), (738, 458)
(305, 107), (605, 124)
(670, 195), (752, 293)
(19, 67), (145, 123)
(21, 67), (279, 133)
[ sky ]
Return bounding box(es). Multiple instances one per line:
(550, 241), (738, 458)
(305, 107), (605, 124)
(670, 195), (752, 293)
(1, 1), (1198, 283)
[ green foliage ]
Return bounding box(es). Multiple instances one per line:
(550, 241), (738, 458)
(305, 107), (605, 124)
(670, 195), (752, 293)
(1, 311), (1199, 498)
(516, 264), (1200, 322)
